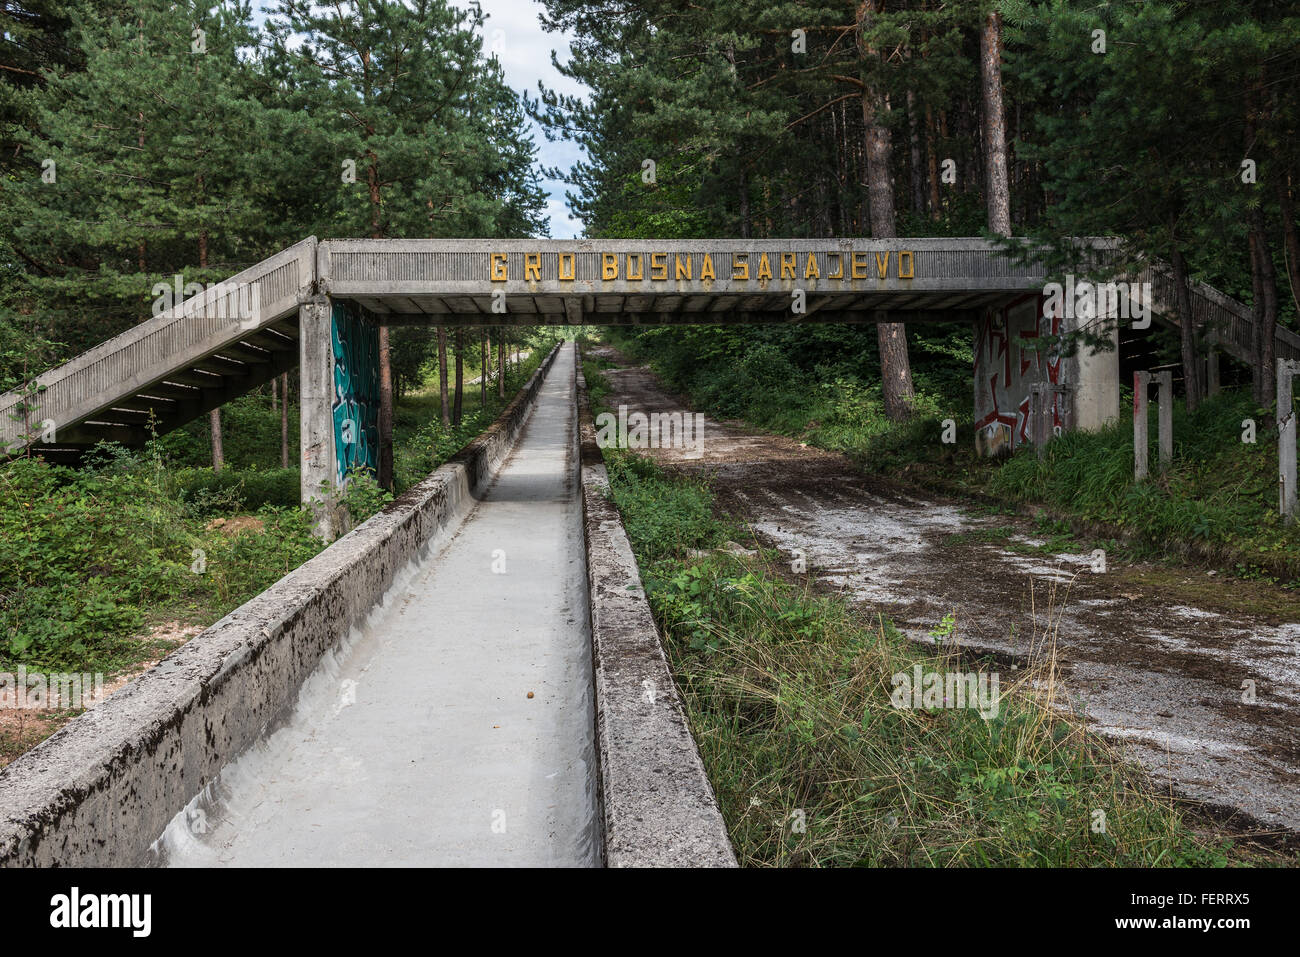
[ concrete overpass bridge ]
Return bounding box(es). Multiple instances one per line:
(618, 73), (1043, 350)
(2, 237), (1293, 487)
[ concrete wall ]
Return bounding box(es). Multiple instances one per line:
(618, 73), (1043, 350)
(0, 345), (562, 867)
(575, 356), (737, 868)
(974, 293), (1119, 454)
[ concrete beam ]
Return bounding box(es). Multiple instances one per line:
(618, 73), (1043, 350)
(575, 357), (737, 868)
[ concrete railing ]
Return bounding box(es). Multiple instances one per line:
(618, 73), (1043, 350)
(0, 237), (317, 451)
(575, 354), (738, 868)
(0, 343), (561, 866)
(1138, 262), (1300, 364)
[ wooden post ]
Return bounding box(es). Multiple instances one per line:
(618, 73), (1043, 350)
(1134, 370), (1150, 482)
(1030, 383), (1047, 459)
(1279, 359), (1300, 522)
(1156, 370), (1173, 473)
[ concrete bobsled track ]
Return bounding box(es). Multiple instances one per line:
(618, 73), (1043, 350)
(0, 342), (734, 867)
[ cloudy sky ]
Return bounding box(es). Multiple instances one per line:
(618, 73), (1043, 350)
(476, 0), (587, 238)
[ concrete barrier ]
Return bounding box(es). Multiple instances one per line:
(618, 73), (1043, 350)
(0, 344), (562, 866)
(575, 353), (737, 867)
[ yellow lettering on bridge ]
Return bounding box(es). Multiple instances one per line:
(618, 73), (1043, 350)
(489, 249), (917, 282)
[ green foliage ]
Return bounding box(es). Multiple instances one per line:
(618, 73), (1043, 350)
(393, 342), (556, 492)
(337, 468), (393, 527)
(0, 338), (556, 679)
(173, 467), (301, 516)
(605, 323), (965, 466)
(0, 453), (324, 673)
(601, 448), (732, 564)
(1, 0), (549, 383)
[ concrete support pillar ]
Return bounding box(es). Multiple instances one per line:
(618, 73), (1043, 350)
(1279, 359), (1300, 523)
(1074, 316), (1120, 431)
(299, 294), (338, 538)
(1133, 370), (1150, 482)
(1156, 370), (1173, 472)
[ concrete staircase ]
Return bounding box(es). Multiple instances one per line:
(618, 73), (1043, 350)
(1138, 261), (1300, 365)
(0, 238), (315, 462)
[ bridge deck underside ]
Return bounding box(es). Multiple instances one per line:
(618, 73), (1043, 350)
(349, 290), (1020, 326)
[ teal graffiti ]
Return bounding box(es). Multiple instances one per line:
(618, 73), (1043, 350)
(331, 302), (380, 484)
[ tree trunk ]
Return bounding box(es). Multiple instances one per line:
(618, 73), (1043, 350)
(739, 168), (751, 238)
(438, 326), (451, 428)
(377, 324), (393, 488)
(280, 372), (289, 469)
(1277, 171), (1300, 314)
(1170, 245), (1203, 413)
(481, 329), (487, 407)
(1248, 205), (1279, 411)
(498, 334), (505, 398)
(907, 89), (925, 219)
(453, 328), (464, 426)
(209, 409), (224, 474)
(859, 0), (915, 421)
(980, 10), (1012, 235)
(926, 106), (941, 221)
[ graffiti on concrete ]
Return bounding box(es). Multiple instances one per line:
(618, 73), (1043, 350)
(331, 302), (379, 484)
(974, 293), (1063, 455)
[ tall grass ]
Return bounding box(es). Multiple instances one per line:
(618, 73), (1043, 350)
(648, 553), (1226, 866)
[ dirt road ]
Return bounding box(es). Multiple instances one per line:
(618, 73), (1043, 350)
(590, 346), (1300, 838)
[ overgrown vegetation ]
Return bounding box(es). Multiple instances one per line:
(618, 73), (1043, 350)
(605, 323), (970, 463)
(0, 450), (321, 676)
(393, 345), (552, 493)
(585, 361), (1250, 867)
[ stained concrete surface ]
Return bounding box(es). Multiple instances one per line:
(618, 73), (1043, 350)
(156, 345), (600, 867)
(591, 346), (1300, 838)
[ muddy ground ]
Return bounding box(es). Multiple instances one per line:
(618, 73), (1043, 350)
(588, 346), (1300, 840)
